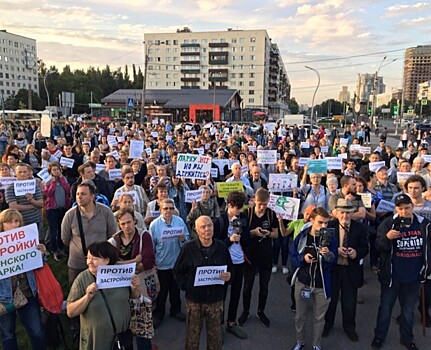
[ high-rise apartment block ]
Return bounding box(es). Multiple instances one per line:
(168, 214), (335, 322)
(403, 45), (431, 102)
(144, 28), (290, 112)
(355, 73), (385, 104)
(0, 30), (38, 100)
(338, 86), (350, 103)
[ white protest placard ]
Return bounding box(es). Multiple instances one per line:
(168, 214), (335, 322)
(263, 123), (276, 132)
(145, 148), (152, 156)
(374, 146), (382, 153)
(369, 161), (386, 173)
(300, 142), (310, 149)
(195, 148), (204, 155)
(0, 223), (43, 280)
(53, 149), (63, 160)
(129, 140), (144, 159)
(349, 144), (361, 152)
(212, 159), (229, 176)
(114, 190), (138, 204)
(185, 125), (193, 131)
(397, 172), (415, 182)
(151, 132), (159, 138)
(376, 199), (395, 213)
(241, 165), (248, 174)
(150, 210), (160, 218)
(117, 136), (125, 143)
(95, 164), (105, 174)
(0, 177), (16, 190)
(299, 157), (309, 167)
(109, 169), (122, 181)
(210, 167), (218, 178)
(268, 194), (301, 220)
(185, 189), (204, 203)
(14, 179), (36, 196)
(204, 143), (210, 150)
(161, 226), (184, 240)
(358, 192), (372, 209)
(326, 157), (343, 170)
(248, 146), (257, 152)
(228, 160), (240, 170)
(360, 146), (371, 155)
(152, 118), (159, 125)
(223, 127), (230, 135)
(191, 130), (197, 136)
(268, 174), (298, 192)
(257, 150), (277, 165)
(96, 263), (136, 289)
(337, 153), (348, 159)
(339, 138), (349, 146)
(107, 150), (119, 160)
(108, 140), (118, 148)
(160, 119), (165, 124)
(321, 146), (329, 153)
(107, 135), (117, 142)
(176, 154), (212, 180)
(422, 155), (431, 164)
(60, 157), (75, 168)
(37, 168), (51, 183)
(194, 265), (228, 287)
(166, 135), (172, 142)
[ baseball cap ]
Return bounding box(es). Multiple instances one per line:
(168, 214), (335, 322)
(395, 194), (412, 206)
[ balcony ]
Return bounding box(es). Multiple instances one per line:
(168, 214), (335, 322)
(181, 60), (200, 65)
(209, 42), (229, 48)
(209, 76), (228, 82)
(209, 58), (228, 65)
(209, 52), (228, 65)
(181, 77), (200, 82)
(181, 43), (200, 48)
(181, 69), (200, 74)
(180, 52), (200, 56)
(181, 86), (200, 89)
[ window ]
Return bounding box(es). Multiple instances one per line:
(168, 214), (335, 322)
(239, 38), (245, 43)
(239, 73), (243, 78)
(249, 98), (255, 103)
(166, 48), (171, 53)
(250, 73), (254, 78)
(239, 81), (243, 86)
(232, 47), (236, 52)
(239, 56), (244, 61)
(165, 40), (171, 45)
(250, 46), (255, 52)
(240, 47), (244, 52)
(250, 64), (256, 69)
(220, 38), (226, 43)
(249, 90), (254, 95)
(201, 39), (207, 44)
(191, 39), (197, 44)
(249, 81), (255, 86)
(231, 38), (237, 44)
(250, 37), (256, 42)
(166, 57), (171, 62)
(250, 55), (255, 61)
(232, 56), (236, 61)
(231, 73), (236, 78)
(173, 40), (178, 45)
(166, 73), (172, 78)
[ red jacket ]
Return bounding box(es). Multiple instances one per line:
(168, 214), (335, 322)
(43, 176), (71, 210)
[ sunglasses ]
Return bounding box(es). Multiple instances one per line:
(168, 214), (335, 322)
(162, 207), (174, 210)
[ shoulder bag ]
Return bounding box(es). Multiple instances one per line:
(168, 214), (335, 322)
(0, 284), (28, 316)
(137, 231), (160, 302)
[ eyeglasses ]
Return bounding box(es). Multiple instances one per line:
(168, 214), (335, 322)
(162, 207), (174, 210)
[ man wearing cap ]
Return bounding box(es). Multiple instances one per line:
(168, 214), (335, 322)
(323, 199), (369, 342)
(371, 194), (431, 350)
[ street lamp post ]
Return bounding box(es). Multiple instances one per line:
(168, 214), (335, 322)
(305, 66), (320, 127)
(371, 56), (387, 127)
(43, 70), (54, 117)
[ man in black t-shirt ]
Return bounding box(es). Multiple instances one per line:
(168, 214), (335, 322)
(238, 188), (279, 328)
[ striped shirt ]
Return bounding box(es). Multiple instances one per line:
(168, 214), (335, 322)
(5, 184), (42, 226)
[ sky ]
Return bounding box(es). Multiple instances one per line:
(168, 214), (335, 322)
(1, 0), (430, 106)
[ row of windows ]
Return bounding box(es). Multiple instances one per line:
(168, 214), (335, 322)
(0, 81), (37, 88)
(0, 39), (35, 51)
(147, 37), (257, 46)
(148, 63), (259, 71)
(0, 72), (37, 81)
(0, 47), (35, 57)
(152, 46), (257, 55)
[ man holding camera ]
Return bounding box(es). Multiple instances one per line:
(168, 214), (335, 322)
(323, 199), (369, 342)
(290, 207), (338, 350)
(371, 194), (431, 350)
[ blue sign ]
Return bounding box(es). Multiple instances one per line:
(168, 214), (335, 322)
(127, 98), (134, 109)
(307, 159), (328, 174)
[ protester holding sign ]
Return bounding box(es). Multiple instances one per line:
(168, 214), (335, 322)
(67, 241), (140, 350)
(300, 164), (330, 214)
(174, 216), (232, 350)
(0, 209), (47, 350)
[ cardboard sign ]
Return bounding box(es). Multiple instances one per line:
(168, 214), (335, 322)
(360, 146), (371, 155)
(307, 159), (328, 174)
(145, 148), (152, 156)
(60, 157), (75, 168)
(421, 155), (431, 163)
(151, 132), (159, 138)
(369, 161), (386, 173)
(53, 149), (63, 160)
(241, 165), (249, 174)
(376, 199), (395, 213)
(108, 140), (118, 148)
(14, 179), (36, 196)
(257, 150), (277, 165)
(185, 189), (204, 203)
(161, 226), (184, 240)
(107, 135), (117, 142)
(320, 146), (329, 153)
(0, 177), (16, 190)
(340, 138), (349, 146)
(152, 119), (159, 125)
(212, 159), (229, 176)
(228, 160), (240, 170)
(358, 192), (372, 209)
(268, 194), (301, 221)
(41, 114), (51, 138)
(37, 168), (51, 183)
(96, 263), (136, 289)
(195, 148), (204, 155)
(299, 157), (309, 167)
(338, 153), (348, 159)
(397, 172), (415, 182)
(216, 181), (244, 198)
(176, 154), (212, 180)
(248, 146), (257, 152)
(0, 223), (43, 280)
(326, 157), (343, 170)
(117, 136), (125, 143)
(114, 190), (138, 204)
(268, 174), (298, 192)
(194, 265), (227, 286)
(300, 142), (310, 149)
(263, 123), (276, 132)
(150, 210), (160, 218)
(210, 167), (218, 178)
(95, 164), (105, 174)
(185, 125), (193, 131)
(349, 144), (361, 152)
(109, 169), (122, 181)
(107, 151), (119, 160)
(129, 140), (144, 159)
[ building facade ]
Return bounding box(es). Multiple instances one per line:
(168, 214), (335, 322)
(417, 81), (431, 101)
(338, 86), (350, 103)
(376, 88), (403, 107)
(403, 45), (431, 103)
(0, 30), (38, 100)
(143, 28), (290, 116)
(355, 73), (385, 104)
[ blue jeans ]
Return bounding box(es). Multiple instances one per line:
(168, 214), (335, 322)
(272, 235), (289, 267)
(374, 280), (419, 343)
(0, 296), (46, 350)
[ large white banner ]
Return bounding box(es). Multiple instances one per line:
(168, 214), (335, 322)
(176, 154), (212, 180)
(96, 263), (136, 289)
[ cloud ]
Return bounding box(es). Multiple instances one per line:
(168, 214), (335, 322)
(385, 2), (431, 17)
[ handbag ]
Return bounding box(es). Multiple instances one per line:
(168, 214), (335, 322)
(129, 296), (154, 339)
(34, 263), (64, 314)
(0, 286), (28, 316)
(99, 290), (133, 350)
(137, 232), (160, 301)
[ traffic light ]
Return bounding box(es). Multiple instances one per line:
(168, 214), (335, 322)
(393, 105), (399, 115)
(368, 107), (371, 116)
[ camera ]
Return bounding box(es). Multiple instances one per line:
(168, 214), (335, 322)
(315, 228), (335, 248)
(231, 218), (246, 234)
(393, 216), (412, 231)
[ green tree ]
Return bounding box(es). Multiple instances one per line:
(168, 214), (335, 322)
(289, 98), (299, 114)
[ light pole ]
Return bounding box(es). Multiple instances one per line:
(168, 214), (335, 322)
(141, 41), (164, 122)
(371, 56), (387, 127)
(43, 70), (55, 117)
(305, 66), (320, 126)
(210, 72), (217, 121)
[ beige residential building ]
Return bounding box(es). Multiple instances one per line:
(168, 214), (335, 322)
(338, 86), (350, 103)
(0, 30), (38, 100)
(144, 27), (290, 113)
(376, 88), (403, 107)
(403, 45), (431, 102)
(355, 73), (385, 104)
(417, 80), (431, 101)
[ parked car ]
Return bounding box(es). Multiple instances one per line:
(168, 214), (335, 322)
(416, 123), (431, 132)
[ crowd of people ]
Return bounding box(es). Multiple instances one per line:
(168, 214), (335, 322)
(0, 116), (430, 350)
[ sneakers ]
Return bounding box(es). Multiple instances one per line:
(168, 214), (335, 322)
(257, 310), (270, 327)
(313, 346), (321, 350)
(400, 340), (419, 350)
(53, 252), (60, 262)
(271, 266), (278, 273)
(290, 303), (296, 313)
(226, 323), (247, 339)
(292, 342), (305, 350)
(238, 311), (249, 327)
(282, 267), (289, 274)
(371, 337), (383, 349)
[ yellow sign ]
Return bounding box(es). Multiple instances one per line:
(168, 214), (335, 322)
(216, 181), (244, 198)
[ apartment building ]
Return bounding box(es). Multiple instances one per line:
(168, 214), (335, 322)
(0, 30), (38, 100)
(144, 27), (290, 113)
(403, 45), (431, 102)
(355, 73), (385, 104)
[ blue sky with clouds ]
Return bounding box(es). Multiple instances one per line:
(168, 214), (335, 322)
(1, 0), (430, 105)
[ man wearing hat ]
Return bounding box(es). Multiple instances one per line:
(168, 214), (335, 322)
(371, 194), (431, 350)
(323, 199), (369, 342)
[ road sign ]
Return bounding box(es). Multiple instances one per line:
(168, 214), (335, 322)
(88, 103), (102, 108)
(407, 109), (414, 115)
(381, 108), (390, 113)
(421, 98), (428, 106)
(354, 103), (360, 113)
(127, 98), (134, 109)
